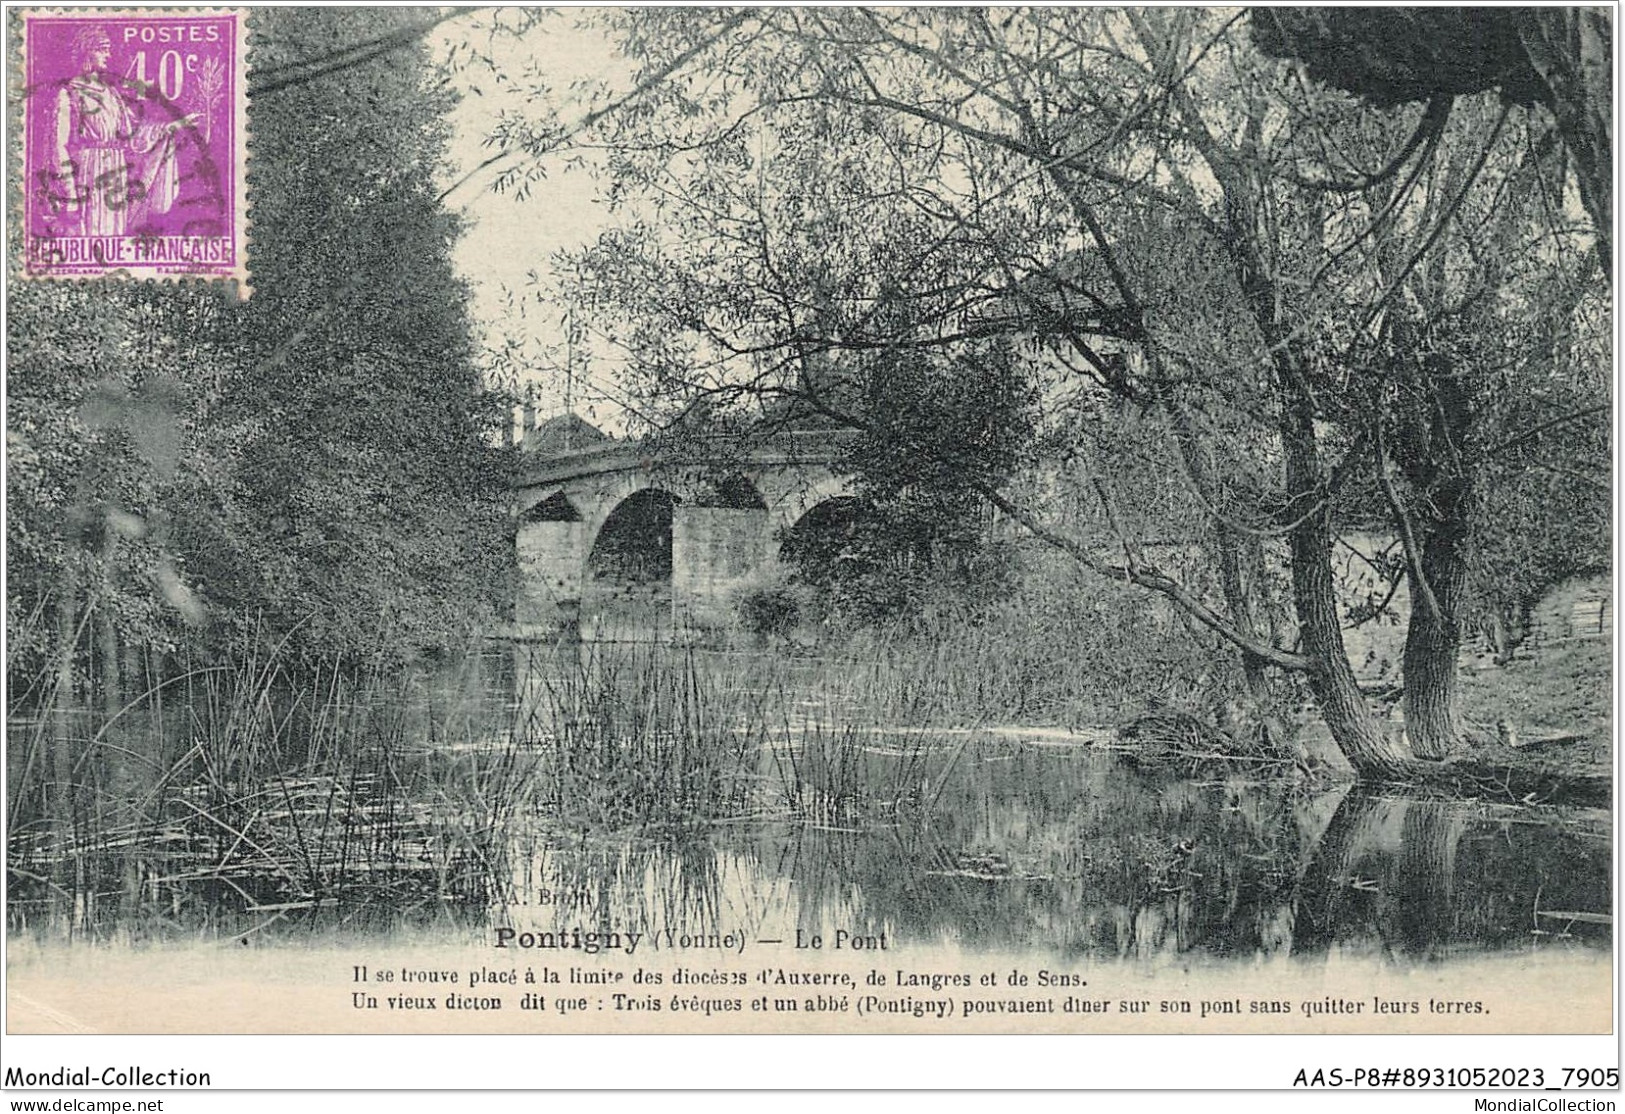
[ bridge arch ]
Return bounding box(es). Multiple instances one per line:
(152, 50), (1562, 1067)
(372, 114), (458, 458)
(580, 484), (683, 639)
(515, 484), (576, 519)
(587, 486), (679, 584)
(520, 489), (583, 523)
(764, 471), (856, 538)
(778, 494), (869, 564)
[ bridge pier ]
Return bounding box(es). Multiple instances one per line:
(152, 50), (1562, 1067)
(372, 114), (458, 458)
(515, 518), (585, 635)
(672, 505), (771, 624)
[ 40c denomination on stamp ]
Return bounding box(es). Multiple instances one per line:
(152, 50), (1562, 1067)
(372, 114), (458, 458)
(19, 9), (248, 287)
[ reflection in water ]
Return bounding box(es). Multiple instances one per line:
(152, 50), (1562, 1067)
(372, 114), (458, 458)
(7, 649), (1611, 973)
(482, 744), (1608, 970)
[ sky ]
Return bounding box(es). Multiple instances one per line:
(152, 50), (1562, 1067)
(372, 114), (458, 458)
(433, 11), (634, 431)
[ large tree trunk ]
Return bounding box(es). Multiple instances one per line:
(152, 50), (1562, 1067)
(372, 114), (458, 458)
(1203, 128), (1414, 779)
(1163, 56), (1421, 781)
(1400, 510), (1471, 758)
(1279, 383), (1415, 779)
(1291, 521), (1412, 778)
(1392, 358), (1476, 759)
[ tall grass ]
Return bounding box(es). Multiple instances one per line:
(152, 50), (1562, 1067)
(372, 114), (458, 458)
(6, 637), (526, 941)
(510, 640), (978, 831)
(514, 641), (771, 828)
(794, 565), (1251, 730)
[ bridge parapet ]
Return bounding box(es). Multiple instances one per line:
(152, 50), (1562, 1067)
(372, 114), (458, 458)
(518, 427), (855, 486)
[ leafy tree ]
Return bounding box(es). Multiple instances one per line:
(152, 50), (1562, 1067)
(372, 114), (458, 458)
(8, 11), (516, 880)
(220, 7), (512, 659)
(1462, 290), (1610, 658)
(8, 9), (513, 711)
(779, 338), (1032, 622)
(7, 283), (233, 703)
(474, 9), (1606, 780)
(1251, 8), (1612, 270)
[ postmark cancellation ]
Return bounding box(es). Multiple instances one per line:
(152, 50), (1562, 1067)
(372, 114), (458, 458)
(16, 8), (248, 287)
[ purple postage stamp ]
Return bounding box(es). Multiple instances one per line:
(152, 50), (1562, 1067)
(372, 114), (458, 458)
(19, 9), (248, 286)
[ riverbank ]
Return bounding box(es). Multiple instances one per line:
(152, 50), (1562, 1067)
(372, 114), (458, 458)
(1460, 637), (1612, 777)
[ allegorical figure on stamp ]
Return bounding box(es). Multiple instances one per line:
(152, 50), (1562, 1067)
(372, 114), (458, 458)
(48, 24), (198, 237)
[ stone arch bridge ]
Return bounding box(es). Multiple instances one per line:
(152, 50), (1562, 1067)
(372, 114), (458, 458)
(512, 426), (856, 639)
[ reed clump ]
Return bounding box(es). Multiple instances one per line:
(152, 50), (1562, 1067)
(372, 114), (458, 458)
(516, 642), (772, 829)
(6, 640), (527, 940)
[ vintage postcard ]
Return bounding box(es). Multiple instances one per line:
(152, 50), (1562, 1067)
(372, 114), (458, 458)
(2, 4), (1615, 1097)
(16, 9), (248, 285)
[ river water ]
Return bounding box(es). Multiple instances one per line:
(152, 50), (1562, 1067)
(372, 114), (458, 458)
(5, 645), (1612, 1033)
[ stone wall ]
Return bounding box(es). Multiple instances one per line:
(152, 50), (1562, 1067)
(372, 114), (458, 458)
(1529, 574), (1611, 645)
(515, 519), (584, 632)
(672, 506), (770, 618)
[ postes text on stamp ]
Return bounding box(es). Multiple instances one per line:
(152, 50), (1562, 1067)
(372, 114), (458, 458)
(20, 9), (248, 286)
